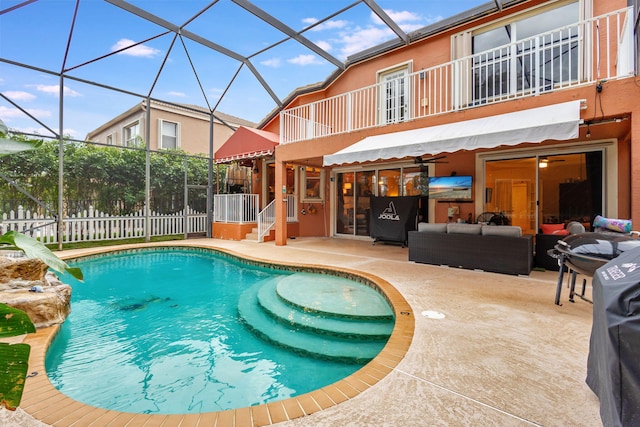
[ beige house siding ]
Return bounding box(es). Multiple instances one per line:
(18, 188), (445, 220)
(86, 100), (255, 156)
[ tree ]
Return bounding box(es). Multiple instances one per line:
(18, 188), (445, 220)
(0, 130), (213, 216)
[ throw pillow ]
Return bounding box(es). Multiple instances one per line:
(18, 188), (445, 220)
(540, 223), (568, 235)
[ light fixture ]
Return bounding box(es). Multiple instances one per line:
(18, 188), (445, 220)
(586, 123), (591, 138)
(538, 158), (548, 168)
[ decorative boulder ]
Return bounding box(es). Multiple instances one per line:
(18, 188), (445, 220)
(0, 254), (72, 329)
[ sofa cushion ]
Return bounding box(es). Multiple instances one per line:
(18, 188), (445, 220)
(417, 222), (448, 233)
(446, 223), (482, 235)
(481, 225), (522, 237)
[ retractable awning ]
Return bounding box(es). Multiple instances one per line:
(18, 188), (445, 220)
(323, 100), (582, 166)
(215, 126), (279, 164)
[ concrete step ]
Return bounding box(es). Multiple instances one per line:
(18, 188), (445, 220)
(242, 227), (274, 242)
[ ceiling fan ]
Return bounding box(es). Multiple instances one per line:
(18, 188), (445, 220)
(414, 155), (448, 164)
(538, 156), (565, 168)
(415, 155), (448, 172)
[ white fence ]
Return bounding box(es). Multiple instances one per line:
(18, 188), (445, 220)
(0, 205), (208, 244)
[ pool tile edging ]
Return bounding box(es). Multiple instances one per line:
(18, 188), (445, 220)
(20, 242), (414, 427)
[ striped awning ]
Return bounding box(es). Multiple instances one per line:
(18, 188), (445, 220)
(215, 126), (279, 164)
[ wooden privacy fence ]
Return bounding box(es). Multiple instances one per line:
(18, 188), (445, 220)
(0, 206), (208, 244)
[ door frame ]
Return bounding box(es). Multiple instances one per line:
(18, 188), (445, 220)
(476, 139), (617, 231)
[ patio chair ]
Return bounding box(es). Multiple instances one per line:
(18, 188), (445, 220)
(476, 212), (509, 225)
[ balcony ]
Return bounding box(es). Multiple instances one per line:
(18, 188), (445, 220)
(280, 7), (634, 145)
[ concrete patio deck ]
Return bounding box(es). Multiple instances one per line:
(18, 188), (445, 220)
(2, 237), (602, 426)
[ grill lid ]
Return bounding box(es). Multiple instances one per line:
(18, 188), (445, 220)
(556, 232), (640, 260)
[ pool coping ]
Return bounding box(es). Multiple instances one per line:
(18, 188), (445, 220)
(19, 242), (415, 427)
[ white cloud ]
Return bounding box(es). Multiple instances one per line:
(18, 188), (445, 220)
(8, 125), (74, 138)
(375, 9), (422, 25)
(2, 91), (36, 101)
(315, 40), (332, 52)
(376, 9), (442, 32)
(310, 8), (429, 60)
(338, 26), (395, 57)
(0, 105), (52, 120)
(26, 84), (81, 97)
(287, 54), (323, 66)
(167, 91), (186, 97)
(260, 58), (282, 68)
(62, 127), (80, 138)
(307, 19), (350, 32)
(111, 38), (161, 58)
(208, 87), (224, 101)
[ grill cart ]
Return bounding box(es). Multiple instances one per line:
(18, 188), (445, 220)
(549, 232), (640, 305)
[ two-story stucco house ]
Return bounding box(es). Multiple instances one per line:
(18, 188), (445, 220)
(247, 0), (639, 251)
(86, 99), (256, 155)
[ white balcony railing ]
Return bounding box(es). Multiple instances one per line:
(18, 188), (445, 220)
(280, 7), (634, 144)
(214, 193), (298, 228)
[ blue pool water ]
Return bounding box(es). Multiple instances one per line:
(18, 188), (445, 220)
(46, 247), (393, 414)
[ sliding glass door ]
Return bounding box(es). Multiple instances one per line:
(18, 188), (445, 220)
(336, 171), (375, 236)
(336, 166), (428, 237)
(485, 151), (603, 234)
(485, 157), (537, 234)
(538, 152), (602, 226)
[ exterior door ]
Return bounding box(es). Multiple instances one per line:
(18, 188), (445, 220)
(538, 152), (602, 226)
(380, 69), (408, 124)
(486, 158), (537, 235)
(485, 151), (603, 234)
(335, 171), (375, 236)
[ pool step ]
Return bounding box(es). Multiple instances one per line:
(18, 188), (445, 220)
(257, 277), (393, 339)
(275, 272), (394, 320)
(238, 275), (393, 363)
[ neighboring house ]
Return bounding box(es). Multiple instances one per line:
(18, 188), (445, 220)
(86, 99), (256, 156)
(257, 0), (639, 245)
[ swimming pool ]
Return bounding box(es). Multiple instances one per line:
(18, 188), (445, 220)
(46, 247), (394, 415)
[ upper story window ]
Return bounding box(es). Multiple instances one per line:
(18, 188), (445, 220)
(159, 120), (179, 150)
(378, 64), (410, 125)
(471, 1), (579, 102)
(301, 166), (325, 202)
(124, 121), (141, 147)
(106, 134), (114, 146)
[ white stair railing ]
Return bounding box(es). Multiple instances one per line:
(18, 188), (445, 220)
(257, 199), (276, 242)
(256, 194), (297, 242)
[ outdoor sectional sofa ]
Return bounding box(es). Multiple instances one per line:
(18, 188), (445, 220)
(408, 223), (533, 275)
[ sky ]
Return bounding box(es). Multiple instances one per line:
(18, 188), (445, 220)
(0, 0), (491, 139)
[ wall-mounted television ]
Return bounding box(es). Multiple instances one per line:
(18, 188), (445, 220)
(428, 175), (473, 201)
